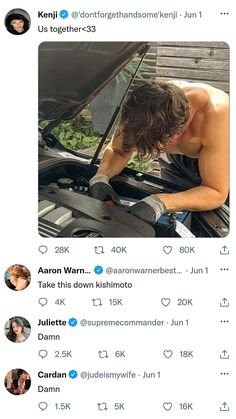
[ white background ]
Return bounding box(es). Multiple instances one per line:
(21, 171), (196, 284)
(0, 1), (235, 418)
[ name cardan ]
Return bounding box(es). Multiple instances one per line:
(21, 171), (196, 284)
(38, 11), (58, 19)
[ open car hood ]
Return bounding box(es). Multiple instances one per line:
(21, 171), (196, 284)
(39, 42), (149, 123)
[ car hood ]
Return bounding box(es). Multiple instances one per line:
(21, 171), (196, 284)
(39, 42), (149, 123)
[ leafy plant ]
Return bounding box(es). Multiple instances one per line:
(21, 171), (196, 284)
(127, 155), (151, 173)
(40, 114), (101, 151)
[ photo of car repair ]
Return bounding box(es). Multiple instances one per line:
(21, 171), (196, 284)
(38, 42), (229, 238)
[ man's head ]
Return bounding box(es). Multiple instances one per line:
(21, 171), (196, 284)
(119, 80), (190, 158)
(8, 264), (31, 290)
(5, 13), (29, 34)
(10, 18), (25, 33)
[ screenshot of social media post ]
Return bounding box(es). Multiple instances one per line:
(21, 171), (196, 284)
(1, 2), (235, 418)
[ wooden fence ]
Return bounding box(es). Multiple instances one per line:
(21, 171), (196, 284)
(141, 42), (229, 93)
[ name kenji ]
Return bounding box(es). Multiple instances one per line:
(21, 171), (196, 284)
(38, 11), (58, 19)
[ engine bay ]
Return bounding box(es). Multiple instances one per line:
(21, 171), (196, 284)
(38, 154), (229, 238)
(38, 156), (195, 238)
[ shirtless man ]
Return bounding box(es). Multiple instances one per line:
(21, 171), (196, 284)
(89, 80), (229, 224)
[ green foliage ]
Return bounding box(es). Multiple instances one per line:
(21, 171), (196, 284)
(127, 156), (151, 173)
(40, 114), (101, 150)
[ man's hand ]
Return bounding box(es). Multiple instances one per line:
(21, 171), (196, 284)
(89, 175), (120, 204)
(128, 195), (167, 225)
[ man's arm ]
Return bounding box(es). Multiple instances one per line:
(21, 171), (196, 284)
(88, 128), (133, 202)
(156, 106), (229, 211)
(128, 104), (229, 224)
(96, 129), (133, 178)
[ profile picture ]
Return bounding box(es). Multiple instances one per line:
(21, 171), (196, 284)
(4, 264), (31, 291)
(4, 317), (31, 343)
(5, 8), (30, 35)
(4, 369), (31, 395)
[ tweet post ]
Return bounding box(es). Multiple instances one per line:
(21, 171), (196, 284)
(1, 1), (234, 418)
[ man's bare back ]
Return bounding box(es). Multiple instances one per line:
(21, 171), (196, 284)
(164, 81), (229, 159)
(89, 80), (229, 220)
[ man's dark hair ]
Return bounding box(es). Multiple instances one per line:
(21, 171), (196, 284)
(119, 80), (190, 158)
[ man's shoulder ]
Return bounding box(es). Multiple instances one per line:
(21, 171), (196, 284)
(169, 80), (214, 91)
(186, 83), (228, 114)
